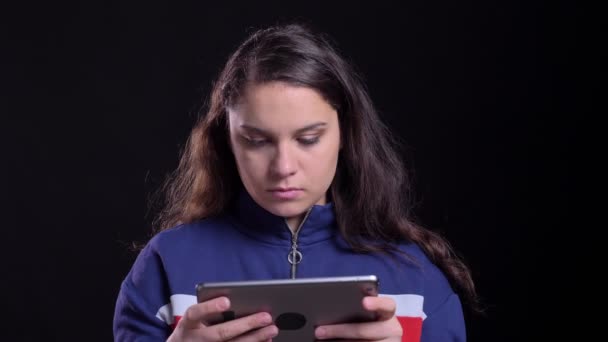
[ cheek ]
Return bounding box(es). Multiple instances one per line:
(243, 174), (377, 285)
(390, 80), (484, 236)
(233, 149), (269, 178)
(306, 139), (340, 175)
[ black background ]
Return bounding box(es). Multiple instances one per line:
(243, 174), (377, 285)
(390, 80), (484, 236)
(3, 1), (577, 341)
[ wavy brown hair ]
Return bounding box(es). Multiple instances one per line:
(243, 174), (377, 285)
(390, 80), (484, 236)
(153, 23), (478, 309)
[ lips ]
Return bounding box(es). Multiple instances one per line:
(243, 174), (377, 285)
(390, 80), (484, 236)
(269, 187), (302, 192)
(268, 188), (303, 200)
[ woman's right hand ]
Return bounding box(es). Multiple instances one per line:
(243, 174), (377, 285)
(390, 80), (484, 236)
(167, 296), (278, 342)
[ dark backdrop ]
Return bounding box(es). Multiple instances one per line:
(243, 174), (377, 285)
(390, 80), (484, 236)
(3, 1), (577, 341)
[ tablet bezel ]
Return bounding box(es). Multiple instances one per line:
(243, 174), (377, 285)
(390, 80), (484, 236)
(195, 275), (379, 341)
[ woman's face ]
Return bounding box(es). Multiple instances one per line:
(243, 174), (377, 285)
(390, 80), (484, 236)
(228, 81), (341, 229)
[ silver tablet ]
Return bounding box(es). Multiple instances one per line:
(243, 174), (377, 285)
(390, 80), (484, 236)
(196, 275), (379, 341)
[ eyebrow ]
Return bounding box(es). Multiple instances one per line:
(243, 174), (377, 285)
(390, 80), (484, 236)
(240, 122), (327, 135)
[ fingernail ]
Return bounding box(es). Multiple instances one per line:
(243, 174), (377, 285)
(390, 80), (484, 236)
(363, 296), (371, 307)
(315, 327), (326, 338)
(260, 313), (273, 324)
(217, 297), (230, 310)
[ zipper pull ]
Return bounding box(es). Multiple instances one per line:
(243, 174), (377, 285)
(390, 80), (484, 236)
(285, 208), (312, 279)
(288, 242), (302, 279)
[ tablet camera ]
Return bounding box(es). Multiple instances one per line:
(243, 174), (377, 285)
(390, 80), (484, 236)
(222, 311), (236, 321)
(275, 312), (307, 330)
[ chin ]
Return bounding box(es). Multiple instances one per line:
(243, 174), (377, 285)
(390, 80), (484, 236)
(262, 201), (309, 219)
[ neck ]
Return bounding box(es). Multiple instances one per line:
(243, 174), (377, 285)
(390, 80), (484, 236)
(285, 213), (306, 233)
(285, 194), (328, 233)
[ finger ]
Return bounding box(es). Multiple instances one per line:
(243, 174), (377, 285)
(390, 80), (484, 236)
(180, 297), (230, 330)
(363, 296), (396, 321)
(315, 317), (401, 340)
(205, 312), (274, 341)
(230, 324), (279, 342)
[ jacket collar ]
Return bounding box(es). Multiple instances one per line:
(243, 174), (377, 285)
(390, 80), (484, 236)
(230, 190), (337, 246)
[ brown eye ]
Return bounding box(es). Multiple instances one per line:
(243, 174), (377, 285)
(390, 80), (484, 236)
(298, 136), (320, 146)
(243, 136), (269, 147)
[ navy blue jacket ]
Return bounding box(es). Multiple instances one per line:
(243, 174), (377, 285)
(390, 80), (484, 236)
(114, 191), (466, 341)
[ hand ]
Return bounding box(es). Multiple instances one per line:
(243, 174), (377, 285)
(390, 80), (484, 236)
(167, 296), (278, 342)
(314, 296), (402, 341)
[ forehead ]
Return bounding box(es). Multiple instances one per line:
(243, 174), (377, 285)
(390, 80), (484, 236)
(227, 82), (337, 131)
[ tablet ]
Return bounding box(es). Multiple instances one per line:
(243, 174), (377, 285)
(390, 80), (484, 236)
(196, 275), (379, 341)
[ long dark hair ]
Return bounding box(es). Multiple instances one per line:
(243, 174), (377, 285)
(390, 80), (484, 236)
(153, 23), (478, 309)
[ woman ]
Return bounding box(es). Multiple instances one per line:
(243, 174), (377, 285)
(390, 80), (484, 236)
(114, 23), (477, 341)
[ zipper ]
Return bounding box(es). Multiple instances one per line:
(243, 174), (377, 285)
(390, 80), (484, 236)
(286, 208), (312, 279)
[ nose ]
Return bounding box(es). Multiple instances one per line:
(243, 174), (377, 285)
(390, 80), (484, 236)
(270, 142), (297, 178)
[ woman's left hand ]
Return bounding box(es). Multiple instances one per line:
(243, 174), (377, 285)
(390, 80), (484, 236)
(315, 296), (402, 341)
